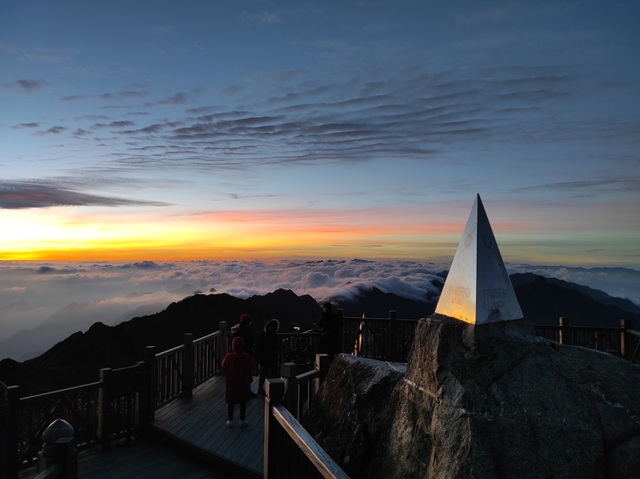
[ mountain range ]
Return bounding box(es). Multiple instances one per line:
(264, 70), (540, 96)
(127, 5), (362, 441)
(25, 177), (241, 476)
(1, 273), (638, 396)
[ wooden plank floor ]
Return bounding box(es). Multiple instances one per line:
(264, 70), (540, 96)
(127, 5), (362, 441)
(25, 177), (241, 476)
(149, 375), (264, 479)
(18, 437), (236, 479)
(81, 437), (235, 479)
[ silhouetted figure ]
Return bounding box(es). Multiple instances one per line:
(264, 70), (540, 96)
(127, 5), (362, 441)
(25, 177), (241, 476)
(231, 313), (254, 356)
(255, 319), (281, 395)
(318, 302), (342, 359)
(221, 337), (253, 428)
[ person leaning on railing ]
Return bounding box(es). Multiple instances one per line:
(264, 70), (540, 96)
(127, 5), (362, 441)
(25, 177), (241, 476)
(255, 319), (281, 395)
(231, 313), (254, 356)
(318, 302), (343, 360)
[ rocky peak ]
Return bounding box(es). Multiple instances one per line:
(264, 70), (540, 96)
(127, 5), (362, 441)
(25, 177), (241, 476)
(304, 316), (640, 478)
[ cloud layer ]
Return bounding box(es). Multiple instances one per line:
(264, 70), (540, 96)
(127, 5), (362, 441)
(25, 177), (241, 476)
(1, 259), (638, 360)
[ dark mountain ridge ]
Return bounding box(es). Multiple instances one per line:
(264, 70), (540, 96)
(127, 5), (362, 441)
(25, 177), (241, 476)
(1, 275), (637, 396)
(511, 272), (640, 315)
(512, 273), (639, 327)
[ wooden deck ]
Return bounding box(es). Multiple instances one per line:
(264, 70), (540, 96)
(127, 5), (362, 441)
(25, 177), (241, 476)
(149, 374), (264, 479)
(18, 375), (263, 479)
(18, 437), (236, 479)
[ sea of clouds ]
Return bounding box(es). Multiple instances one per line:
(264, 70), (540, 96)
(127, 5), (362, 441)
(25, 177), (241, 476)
(1, 259), (638, 361)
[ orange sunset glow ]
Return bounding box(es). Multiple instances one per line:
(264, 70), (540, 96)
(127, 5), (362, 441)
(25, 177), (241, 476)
(1, 205), (468, 262)
(1, 1), (638, 269)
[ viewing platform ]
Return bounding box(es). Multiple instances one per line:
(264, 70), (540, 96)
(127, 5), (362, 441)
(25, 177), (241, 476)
(5, 315), (638, 479)
(15, 374), (263, 479)
(150, 374), (263, 478)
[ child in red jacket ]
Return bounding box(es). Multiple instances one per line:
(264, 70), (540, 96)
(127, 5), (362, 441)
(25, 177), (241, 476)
(222, 336), (253, 427)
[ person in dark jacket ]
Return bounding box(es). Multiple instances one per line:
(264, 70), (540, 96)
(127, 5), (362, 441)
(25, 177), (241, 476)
(255, 319), (281, 395)
(221, 337), (253, 428)
(318, 302), (342, 359)
(231, 313), (254, 357)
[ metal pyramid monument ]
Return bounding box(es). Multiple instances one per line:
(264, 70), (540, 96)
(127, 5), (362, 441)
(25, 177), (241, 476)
(435, 194), (523, 324)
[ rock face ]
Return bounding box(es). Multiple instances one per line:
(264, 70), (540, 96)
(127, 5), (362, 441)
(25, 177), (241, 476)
(304, 315), (640, 479)
(302, 355), (406, 478)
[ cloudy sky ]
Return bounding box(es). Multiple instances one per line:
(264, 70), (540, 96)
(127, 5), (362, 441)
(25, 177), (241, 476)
(1, 0), (639, 266)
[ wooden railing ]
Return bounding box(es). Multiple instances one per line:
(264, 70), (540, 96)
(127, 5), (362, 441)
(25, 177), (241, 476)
(264, 355), (349, 479)
(279, 332), (321, 367)
(533, 318), (639, 361)
(278, 355), (330, 420)
(2, 322), (230, 479)
(626, 329), (640, 363)
(342, 313), (639, 363)
(265, 315), (639, 478)
(97, 363), (149, 450)
(148, 328), (228, 409)
(341, 311), (421, 361)
(10, 381), (100, 471)
(3, 364), (147, 478)
(3, 313), (637, 478)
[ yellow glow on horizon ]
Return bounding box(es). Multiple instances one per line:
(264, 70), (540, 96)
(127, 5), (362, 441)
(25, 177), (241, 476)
(0, 206), (464, 262)
(1, 206), (635, 266)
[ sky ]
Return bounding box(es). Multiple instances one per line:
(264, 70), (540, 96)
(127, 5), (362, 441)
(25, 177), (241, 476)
(1, 0), (639, 266)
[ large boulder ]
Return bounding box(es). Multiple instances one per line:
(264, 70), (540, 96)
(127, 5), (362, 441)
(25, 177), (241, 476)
(304, 315), (640, 479)
(302, 355), (406, 478)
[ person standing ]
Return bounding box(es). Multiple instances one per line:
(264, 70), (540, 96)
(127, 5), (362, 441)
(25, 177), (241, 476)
(255, 319), (281, 395)
(231, 313), (254, 357)
(221, 337), (253, 428)
(318, 302), (342, 359)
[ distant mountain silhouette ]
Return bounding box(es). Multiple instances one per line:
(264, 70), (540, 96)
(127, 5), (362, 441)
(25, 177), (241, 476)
(330, 282), (440, 319)
(512, 273), (639, 327)
(0, 289), (321, 394)
(0, 298), (174, 362)
(1, 277), (637, 396)
(511, 273), (640, 317)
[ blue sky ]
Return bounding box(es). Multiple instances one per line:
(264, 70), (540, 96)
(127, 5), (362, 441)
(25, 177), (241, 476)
(1, 0), (639, 265)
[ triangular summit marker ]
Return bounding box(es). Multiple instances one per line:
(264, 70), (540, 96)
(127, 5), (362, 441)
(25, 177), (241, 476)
(435, 194), (523, 324)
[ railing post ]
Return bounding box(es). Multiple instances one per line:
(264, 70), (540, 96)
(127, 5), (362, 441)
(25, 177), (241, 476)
(182, 333), (194, 397)
(144, 346), (157, 421)
(97, 368), (112, 450)
(5, 385), (19, 479)
(314, 354), (330, 394)
(38, 419), (77, 479)
(280, 362), (300, 416)
(264, 378), (286, 479)
(337, 309), (344, 354)
(135, 361), (149, 434)
(388, 310), (397, 361)
(620, 319), (631, 359)
(0, 382), (8, 479)
(559, 317), (569, 345)
(219, 321), (229, 363)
